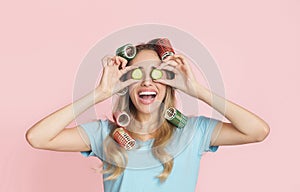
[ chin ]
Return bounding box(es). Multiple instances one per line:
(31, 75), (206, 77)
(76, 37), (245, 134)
(137, 102), (163, 114)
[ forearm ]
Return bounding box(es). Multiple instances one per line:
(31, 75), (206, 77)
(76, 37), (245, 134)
(26, 89), (107, 145)
(196, 84), (270, 141)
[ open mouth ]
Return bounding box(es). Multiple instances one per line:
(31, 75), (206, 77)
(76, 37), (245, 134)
(138, 91), (157, 104)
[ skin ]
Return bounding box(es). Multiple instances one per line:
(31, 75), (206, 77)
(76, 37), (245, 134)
(126, 50), (167, 140)
(128, 51), (166, 120)
(25, 49), (270, 152)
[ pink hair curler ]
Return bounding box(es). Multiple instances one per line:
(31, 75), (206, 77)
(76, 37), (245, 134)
(113, 111), (131, 127)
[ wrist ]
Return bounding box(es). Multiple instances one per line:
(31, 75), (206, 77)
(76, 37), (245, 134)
(195, 84), (211, 102)
(94, 86), (111, 103)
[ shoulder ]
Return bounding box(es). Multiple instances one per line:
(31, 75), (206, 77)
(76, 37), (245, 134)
(187, 115), (220, 129)
(79, 119), (115, 158)
(183, 115), (220, 144)
(79, 118), (115, 138)
(168, 116), (219, 156)
(186, 116), (211, 130)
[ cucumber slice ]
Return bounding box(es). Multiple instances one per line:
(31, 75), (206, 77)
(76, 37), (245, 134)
(131, 68), (143, 80)
(151, 69), (163, 80)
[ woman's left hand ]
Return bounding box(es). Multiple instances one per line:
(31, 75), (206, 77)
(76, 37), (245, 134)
(154, 54), (201, 98)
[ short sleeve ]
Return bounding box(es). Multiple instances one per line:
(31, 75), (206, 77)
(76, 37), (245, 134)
(197, 116), (221, 154)
(79, 120), (109, 158)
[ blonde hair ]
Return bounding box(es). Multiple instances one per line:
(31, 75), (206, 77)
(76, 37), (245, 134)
(101, 43), (177, 182)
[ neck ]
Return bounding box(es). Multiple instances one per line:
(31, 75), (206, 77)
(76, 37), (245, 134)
(127, 111), (163, 141)
(136, 112), (153, 122)
(129, 130), (155, 141)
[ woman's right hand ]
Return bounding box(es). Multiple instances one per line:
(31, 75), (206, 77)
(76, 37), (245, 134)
(95, 55), (138, 101)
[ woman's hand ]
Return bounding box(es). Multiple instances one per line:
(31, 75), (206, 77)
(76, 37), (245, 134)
(95, 56), (138, 101)
(155, 54), (201, 98)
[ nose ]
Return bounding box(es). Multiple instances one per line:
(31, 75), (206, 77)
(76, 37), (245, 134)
(141, 72), (153, 87)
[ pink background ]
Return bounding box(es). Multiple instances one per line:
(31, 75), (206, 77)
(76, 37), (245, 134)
(1, 0), (299, 192)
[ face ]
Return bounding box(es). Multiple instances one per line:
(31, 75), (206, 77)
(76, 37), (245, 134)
(128, 50), (167, 118)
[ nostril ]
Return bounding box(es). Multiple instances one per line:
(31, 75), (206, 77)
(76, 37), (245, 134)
(141, 81), (150, 86)
(141, 78), (153, 86)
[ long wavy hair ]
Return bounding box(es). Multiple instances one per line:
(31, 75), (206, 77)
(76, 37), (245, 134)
(101, 43), (176, 182)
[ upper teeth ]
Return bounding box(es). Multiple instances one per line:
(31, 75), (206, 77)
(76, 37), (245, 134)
(139, 91), (157, 96)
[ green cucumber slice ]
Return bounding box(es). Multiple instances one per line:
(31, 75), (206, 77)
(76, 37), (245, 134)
(131, 68), (143, 80)
(151, 69), (163, 80)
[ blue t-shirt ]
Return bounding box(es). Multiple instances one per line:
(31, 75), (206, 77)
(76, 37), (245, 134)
(80, 116), (220, 192)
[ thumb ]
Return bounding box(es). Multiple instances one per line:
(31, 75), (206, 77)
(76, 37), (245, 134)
(122, 78), (140, 88)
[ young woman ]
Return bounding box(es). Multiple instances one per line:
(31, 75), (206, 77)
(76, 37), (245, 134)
(26, 41), (270, 192)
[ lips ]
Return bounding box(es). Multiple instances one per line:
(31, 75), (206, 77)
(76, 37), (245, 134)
(138, 90), (157, 105)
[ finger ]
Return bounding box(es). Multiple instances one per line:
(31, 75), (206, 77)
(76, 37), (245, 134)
(122, 65), (139, 74)
(102, 55), (112, 67)
(156, 63), (178, 76)
(107, 57), (114, 66)
(174, 55), (194, 75)
(163, 54), (176, 62)
(161, 66), (175, 72)
(166, 56), (183, 66)
(162, 56), (171, 62)
(112, 56), (120, 65)
(161, 60), (178, 68)
(153, 78), (175, 87)
(174, 54), (188, 65)
(122, 78), (140, 87)
(117, 56), (124, 65)
(168, 54), (184, 65)
(117, 56), (128, 69)
(174, 57), (183, 65)
(157, 62), (171, 69)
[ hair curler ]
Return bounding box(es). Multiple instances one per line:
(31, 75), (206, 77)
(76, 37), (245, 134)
(155, 38), (175, 60)
(113, 111), (131, 127)
(116, 43), (137, 61)
(113, 127), (136, 150)
(164, 107), (187, 128)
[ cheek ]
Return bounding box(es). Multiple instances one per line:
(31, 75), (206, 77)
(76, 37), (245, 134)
(158, 86), (167, 99)
(128, 85), (137, 101)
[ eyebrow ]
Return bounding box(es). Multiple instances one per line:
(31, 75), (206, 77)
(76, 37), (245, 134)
(137, 66), (157, 69)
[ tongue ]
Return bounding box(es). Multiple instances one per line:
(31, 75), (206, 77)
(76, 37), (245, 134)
(141, 95), (153, 100)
